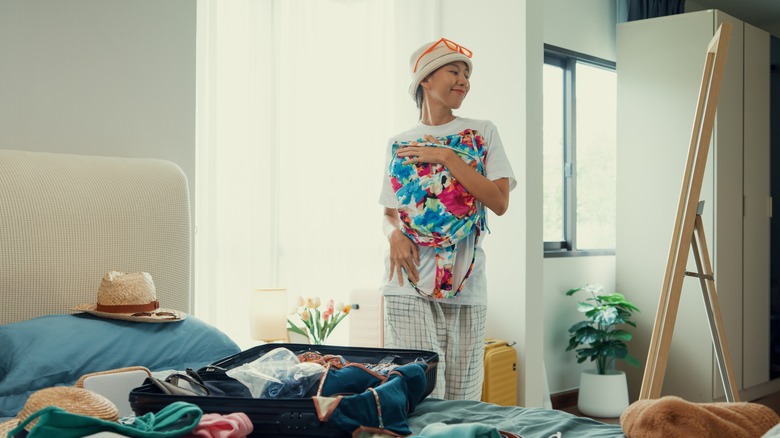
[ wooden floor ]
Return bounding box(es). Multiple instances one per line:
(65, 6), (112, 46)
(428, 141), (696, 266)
(559, 390), (780, 426)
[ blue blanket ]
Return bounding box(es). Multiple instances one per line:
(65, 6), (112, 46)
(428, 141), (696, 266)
(408, 399), (625, 438)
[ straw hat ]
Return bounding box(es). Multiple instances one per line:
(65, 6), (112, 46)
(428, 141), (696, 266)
(0, 387), (119, 436)
(71, 271), (185, 323)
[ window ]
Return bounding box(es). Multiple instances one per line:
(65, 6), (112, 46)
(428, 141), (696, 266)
(543, 45), (616, 256)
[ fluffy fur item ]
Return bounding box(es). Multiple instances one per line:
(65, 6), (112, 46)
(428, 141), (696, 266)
(620, 395), (779, 438)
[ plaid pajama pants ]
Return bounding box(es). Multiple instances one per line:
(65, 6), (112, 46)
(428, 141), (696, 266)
(383, 295), (486, 400)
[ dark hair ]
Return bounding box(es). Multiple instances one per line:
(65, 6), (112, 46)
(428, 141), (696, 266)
(414, 69), (439, 118)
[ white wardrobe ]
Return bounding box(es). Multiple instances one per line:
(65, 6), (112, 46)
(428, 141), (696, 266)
(615, 10), (771, 402)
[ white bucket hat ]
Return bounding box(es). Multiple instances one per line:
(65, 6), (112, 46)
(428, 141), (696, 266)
(71, 271), (185, 323)
(408, 37), (473, 101)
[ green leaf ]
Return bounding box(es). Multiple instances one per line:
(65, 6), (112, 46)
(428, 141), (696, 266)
(314, 309), (322, 341)
(576, 302), (596, 313)
(286, 320), (308, 337)
(601, 342), (628, 359)
(574, 326), (600, 344)
(568, 320), (592, 334)
(609, 330), (633, 342)
(598, 293), (625, 303)
(594, 307), (618, 325)
(624, 353), (641, 367)
(578, 347), (600, 358)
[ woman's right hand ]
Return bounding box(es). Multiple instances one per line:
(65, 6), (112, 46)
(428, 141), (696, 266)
(388, 229), (420, 286)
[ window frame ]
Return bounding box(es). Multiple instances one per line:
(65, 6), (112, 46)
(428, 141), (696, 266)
(543, 44), (616, 258)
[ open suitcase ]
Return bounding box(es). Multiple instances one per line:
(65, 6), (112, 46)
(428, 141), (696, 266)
(129, 343), (438, 437)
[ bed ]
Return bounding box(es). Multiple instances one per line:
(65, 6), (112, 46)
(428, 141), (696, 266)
(0, 148), (625, 437)
(0, 149), (242, 422)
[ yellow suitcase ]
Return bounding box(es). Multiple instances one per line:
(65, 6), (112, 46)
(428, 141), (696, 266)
(481, 338), (518, 406)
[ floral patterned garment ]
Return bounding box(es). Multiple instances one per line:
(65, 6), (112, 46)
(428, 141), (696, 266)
(389, 129), (488, 299)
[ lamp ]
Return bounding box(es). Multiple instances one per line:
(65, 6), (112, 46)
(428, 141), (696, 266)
(250, 288), (288, 342)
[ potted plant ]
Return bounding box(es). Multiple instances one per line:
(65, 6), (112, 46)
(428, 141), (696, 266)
(566, 283), (640, 418)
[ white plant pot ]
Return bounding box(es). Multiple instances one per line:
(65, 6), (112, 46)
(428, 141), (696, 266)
(577, 369), (629, 418)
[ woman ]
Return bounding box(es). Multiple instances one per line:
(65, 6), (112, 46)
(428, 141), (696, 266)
(378, 37), (516, 400)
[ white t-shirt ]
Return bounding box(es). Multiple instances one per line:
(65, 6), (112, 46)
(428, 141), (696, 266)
(378, 117), (517, 305)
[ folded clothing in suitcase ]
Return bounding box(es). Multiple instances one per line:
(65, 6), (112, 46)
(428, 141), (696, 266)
(129, 343), (438, 438)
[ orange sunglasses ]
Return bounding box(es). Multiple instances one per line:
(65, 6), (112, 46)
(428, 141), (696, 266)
(413, 38), (473, 74)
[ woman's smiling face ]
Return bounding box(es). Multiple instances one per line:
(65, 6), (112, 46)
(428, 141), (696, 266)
(422, 61), (470, 110)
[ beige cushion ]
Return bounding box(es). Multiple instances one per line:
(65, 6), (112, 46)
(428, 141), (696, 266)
(0, 149), (191, 325)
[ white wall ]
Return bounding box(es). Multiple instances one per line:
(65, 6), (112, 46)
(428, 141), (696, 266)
(544, 256), (617, 391)
(545, 0), (617, 61)
(542, 0), (619, 395)
(0, 0), (196, 206)
(450, 0), (545, 408)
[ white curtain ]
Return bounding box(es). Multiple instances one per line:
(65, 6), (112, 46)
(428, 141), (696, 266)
(195, 0), (441, 348)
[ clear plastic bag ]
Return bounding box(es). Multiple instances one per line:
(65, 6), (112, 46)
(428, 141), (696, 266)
(225, 347), (325, 398)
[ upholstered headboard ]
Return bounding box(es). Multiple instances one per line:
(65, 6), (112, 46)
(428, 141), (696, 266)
(0, 149), (191, 325)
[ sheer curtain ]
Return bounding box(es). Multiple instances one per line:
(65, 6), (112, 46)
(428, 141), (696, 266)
(195, 0), (439, 347)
